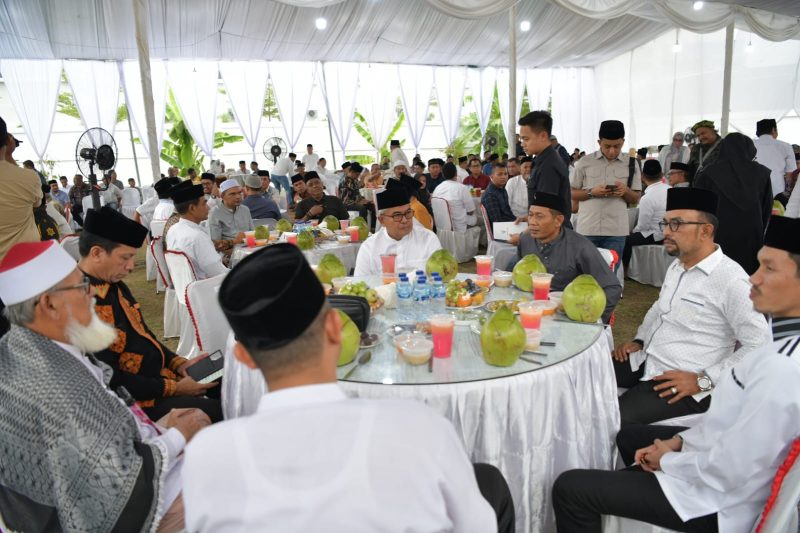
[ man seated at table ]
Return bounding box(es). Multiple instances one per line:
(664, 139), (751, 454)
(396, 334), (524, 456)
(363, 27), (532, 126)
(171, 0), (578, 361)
(482, 162), (527, 244)
(0, 240), (210, 532)
(294, 171), (350, 223)
(153, 177), (181, 221)
(425, 157), (446, 192)
(354, 188), (441, 276)
(288, 174), (309, 210)
(552, 215), (800, 533)
(516, 192), (621, 323)
(393, 159), (410, 180)
(200, 172), (219, 209)
(668, 162), (691, 187)
(183, 244), (514, 532)
(338, 163), (374, 224)
(622, 160), (669, 269)
(507, 156), (532, 218)
(432, 162), (478, 231)
(242, 174), (281, 220)
(137, 177), (179, 229)
(464, 157), (491, 190)
(611, 188), (770, 426)
(79, 206), (222, 422)
(385, 175), (433, 230)
(166, 180), (229, 280)
(208, 178), (254, 262)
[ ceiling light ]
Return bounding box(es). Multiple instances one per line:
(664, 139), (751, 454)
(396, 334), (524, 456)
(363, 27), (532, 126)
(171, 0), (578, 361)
(315, 17), (327, 30)
(520, 20), (531, 32)
(692, 1), (704, 10)
(672, 42), (681, 53)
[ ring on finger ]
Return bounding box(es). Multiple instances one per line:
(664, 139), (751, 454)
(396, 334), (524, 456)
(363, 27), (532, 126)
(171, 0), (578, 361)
(670, 386), (678, 395)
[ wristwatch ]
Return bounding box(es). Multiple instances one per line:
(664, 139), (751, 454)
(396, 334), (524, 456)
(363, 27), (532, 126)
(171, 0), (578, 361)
(586, 189), (594, 199)
(696, 371), (713, 392)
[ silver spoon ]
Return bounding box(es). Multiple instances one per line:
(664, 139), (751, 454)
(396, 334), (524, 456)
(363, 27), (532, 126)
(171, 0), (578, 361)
(342, 351), (372, 380)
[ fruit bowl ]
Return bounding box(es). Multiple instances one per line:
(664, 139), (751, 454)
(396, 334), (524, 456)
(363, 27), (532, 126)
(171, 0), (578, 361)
(444, 278), (490, 308)
(338, 281), (384, 312)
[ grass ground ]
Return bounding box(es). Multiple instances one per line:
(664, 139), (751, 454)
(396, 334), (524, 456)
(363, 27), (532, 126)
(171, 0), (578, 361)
(128, 248), (660, 351)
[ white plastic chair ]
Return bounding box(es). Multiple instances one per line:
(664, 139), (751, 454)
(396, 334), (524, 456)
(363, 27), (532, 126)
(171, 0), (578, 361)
(479, 204), (518, 271)
(628, 245), (673, 288)
(753, 438), (800, 533)
(59, 234), (80, 261)
(431, 197), (481, 263)
(81, 195), (105, 213)
(150, 237), (181, 338)
(150, 219), (167, 239)
(148, 218), (169, 288)
(121, 188), (142, 219)
(185, 274), (230, 358)
(164, 250), (199, 358)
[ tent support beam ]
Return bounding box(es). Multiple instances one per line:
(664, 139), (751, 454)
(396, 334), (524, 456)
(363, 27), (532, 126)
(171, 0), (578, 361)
(720, 22), (734, 136)
(126, 108), (142, 187)
(132, 0), (161, 183)
(508, 4), (517, 157)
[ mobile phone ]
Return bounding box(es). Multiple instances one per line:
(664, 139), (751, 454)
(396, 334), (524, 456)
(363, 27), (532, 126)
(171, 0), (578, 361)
(606, 185), (616, 190)
(186, 350), (224, 384)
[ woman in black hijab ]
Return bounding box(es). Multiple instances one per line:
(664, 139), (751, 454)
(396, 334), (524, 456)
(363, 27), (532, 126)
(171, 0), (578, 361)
(694, 132), (773, 274)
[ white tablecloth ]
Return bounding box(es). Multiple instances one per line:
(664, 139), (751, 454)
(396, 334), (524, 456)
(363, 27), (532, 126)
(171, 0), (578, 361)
(230, 241), (362, 272)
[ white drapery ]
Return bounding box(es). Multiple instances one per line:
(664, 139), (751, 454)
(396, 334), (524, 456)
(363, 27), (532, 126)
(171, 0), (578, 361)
(269, 61), (317, 151)
(63, 60), (121, 135)
(167, 61), (219, 157)
(551, 68), (598, 154)
(497, 68), (525, 144)
(398, 64), (434, 152)
(467, 67), (496, 139)
(525, 68), (553, 113)
(0, 59), (62, 161)
(434, 66), (468, 148)
(219, 61), (268, 158)
(357, 63), (399, 153)
(120, 59), (167, 158)
(319, 61), (360, 153)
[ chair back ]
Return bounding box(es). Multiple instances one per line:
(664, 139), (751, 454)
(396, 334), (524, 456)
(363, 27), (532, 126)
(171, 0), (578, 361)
(164, 250), (197, 303)
(252, 218), (277, 229)
(150, 219), (167, 239)
(753, 437), (800, 533)
(82, 195), (105, 213)
(59, 235), (80, 261)
(150, 236), (173, 289)
(185, 273), (230, 355)
(121, 187), (142, 207)
(596, 247), (617, 271)
(431, 197), (453, 231)
(479, 204), (494, 241)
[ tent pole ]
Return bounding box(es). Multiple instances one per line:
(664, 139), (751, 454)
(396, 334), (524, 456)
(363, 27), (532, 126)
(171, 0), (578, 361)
(508, 4), (517, 157)
(720, 22), (734, 136)
(132, 0), (161, 184)
(126, 108), (142, 187)
(320, 62), (338, 168)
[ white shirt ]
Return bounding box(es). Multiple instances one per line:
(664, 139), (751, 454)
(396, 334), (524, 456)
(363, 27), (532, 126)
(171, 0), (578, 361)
(136, 196), (159, 230)
(182, 383), (496, 533)
(456, 165), (469, 183)
(657, 145), (690, 173)
(656, 335), (800, 533)
(101, 185), (123, 206)
(316, 166), (340, 197)
(53, 340), (185, 511)
(354, 225), (441, 276)
(431, 179), (477, 231)
(633, 181), (669, 240)
(506, 175), (529, 218)
(60, 185), (72, 196)
(152, 199), (175, 221)
(786, 184), (800, 218)
(754, 134), (795, 198)
(272, 156), (295, 177)
(631, 246), (771, 400)
(302, 152), (319, 170)
(166, 218), (229, 279)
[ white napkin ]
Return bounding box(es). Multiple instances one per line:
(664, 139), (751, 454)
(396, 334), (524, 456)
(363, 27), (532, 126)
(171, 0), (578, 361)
(373, 283), (397, 309)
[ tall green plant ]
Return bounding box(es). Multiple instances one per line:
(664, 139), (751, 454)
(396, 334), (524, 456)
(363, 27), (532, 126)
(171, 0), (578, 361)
(448, 87), (508, 157)
(353, 109), (405, 160)
(56, 92), (128, 124)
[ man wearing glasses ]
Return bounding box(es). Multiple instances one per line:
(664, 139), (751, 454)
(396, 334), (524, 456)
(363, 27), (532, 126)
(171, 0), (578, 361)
(611, 188), (770, 426)
(354, 188), (441, 276)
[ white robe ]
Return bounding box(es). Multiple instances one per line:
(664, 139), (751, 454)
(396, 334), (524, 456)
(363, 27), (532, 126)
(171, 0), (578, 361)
(354, 225), (441, 276)
(165, 218), (228, 279)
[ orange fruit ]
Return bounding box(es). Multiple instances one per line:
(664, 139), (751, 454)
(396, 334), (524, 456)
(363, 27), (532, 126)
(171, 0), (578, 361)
(457, 294), (472, 307)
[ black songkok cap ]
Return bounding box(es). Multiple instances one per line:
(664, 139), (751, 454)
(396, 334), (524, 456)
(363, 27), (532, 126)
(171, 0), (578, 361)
(764, 216), (800, 255)
(428, 158), (444, 166)
(84, 206), (148, 248)
(154, 177), (180, 198)
(598, 120), (625, 140)
(350, 163), (364, 174)
(531, 191), (564, 213)
(377, 187), (410, 210)
(756, 118), (777, 136)
(670, 162), (690, 172)
(170, 180), (204, 204)
(200, 172), (215, 181)
(666, 187), (718, 215)
(219, 243), (325, 351)
(390, 139), (400, 147)
(442, 162), (457, 180)
(642, 160), (662, 177)
(291, 174), (304, 184)
(257, 170), (270, 177)
(458, 156), (468, 163)
(341, 162), (351, 170)
(303, 171), (320, 183)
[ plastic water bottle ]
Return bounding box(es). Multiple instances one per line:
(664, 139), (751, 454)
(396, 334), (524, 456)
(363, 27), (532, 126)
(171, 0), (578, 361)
(396, 273), (413, 318)
(413, 276), (430, 304)
(430, 274), (445, 310)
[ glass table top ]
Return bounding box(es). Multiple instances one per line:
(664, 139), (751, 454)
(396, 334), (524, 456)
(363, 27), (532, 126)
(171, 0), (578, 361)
(335, 275), (605, 385)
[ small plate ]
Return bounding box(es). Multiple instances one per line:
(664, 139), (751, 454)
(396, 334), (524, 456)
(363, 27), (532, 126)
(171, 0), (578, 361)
(359, 332), (382, 349)
(482, 300), (523, 314)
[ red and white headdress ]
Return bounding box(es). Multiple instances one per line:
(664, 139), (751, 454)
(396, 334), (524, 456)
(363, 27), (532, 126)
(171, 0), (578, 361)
(0, 241), (76, 305)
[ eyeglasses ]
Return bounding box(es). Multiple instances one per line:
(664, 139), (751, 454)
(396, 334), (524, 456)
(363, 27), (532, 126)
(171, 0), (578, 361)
(658, 219), (709, 232)
(381, 209), (415, 222)
(50, 276), (92, 296)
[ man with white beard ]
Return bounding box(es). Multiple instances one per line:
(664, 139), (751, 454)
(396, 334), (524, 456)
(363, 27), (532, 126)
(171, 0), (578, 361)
(0, 240), (210, 532)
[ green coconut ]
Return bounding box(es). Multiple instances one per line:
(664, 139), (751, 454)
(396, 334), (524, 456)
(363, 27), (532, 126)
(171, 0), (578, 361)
(316, 253), (347, 284)
(323, 215), (340, 230)
(512, 254), (547, 292)
(297, 230), (315, 251)
(351, 216), (369, 240)
(337, 309), (360, 366)
(275, 218), (292, 234)
(253, 225), (270, 240)
(480, 306), (526, 367)
(425, 249), (458, 282)
(562, 274), (606, 323)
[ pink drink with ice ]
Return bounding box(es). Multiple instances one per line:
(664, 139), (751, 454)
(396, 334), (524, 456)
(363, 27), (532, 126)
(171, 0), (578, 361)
(475, 255), (493, 277)
(518, 302), (544, 329)
(380, 254), (396, 274)
(348, 225), (360, 242)
(340, 219), (350, 230)
(531, 273), (553, 301)
(430, 315), (455, 358)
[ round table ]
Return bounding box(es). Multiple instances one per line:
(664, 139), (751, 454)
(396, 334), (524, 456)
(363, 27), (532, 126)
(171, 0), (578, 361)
(221, 275), (619, 533)
(230, 241), (362, 271)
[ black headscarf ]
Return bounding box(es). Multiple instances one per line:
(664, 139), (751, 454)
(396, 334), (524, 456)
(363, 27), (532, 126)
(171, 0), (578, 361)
(696, 133), (771, 210)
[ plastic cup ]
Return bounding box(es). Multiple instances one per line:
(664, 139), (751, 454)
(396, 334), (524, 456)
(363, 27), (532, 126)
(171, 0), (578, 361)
(244, 231), (256, 248)
(284, 232), (298, 245)
(380, 254), (397, 275)
(475, 255), (493, 276)
(430, 314), (456, 358)
(518, 301), (545, 330)
(348, 225), (360, 243)
(475, 275), (492, 288)
(531, 273), (554, 301)
(525, 330), (542, 352)
(339, 219), (350, 230)
(331, 277), (349, 293)
(269, 230), (279, 242)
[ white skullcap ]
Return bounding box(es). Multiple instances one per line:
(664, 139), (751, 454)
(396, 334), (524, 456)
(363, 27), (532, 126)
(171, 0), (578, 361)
(0, 241), (77, 305)
(219, 179), (240, 194)
(392, 160), (409, 169)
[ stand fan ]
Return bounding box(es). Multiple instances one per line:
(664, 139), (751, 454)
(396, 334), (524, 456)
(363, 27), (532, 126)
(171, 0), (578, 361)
(75, 127), (117, 210)
(263, 137), (288, 164)
(483, 133), (499, 153)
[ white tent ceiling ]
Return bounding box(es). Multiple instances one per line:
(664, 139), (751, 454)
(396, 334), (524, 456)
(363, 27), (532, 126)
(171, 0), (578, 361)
(0, 0), (797, 68)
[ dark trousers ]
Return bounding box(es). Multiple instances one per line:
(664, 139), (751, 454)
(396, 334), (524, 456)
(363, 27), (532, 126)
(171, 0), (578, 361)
(615, 359), (710, 426)
(72, 208), (84, 227)
(623, 232), (662, 268)
(144, 395), (223, 423)
(473, 463), (515, 533)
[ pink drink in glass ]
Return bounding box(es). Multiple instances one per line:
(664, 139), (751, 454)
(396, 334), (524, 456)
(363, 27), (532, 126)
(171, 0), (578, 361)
(245, 233), (256, 247)
(518, 301), (544, 330)
(475, 255), (493, 277)
(430, 315), (455, 358)
(380, 254), (396, 274)
(348, 225), (360, 243)
(339, 219), (350, 230)
(285, 232), (298, 245)
(531, 273), (553, 301)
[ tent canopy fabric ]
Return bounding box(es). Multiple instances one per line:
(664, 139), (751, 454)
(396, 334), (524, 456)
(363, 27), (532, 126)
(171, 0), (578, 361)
(0, 0), (796, 68)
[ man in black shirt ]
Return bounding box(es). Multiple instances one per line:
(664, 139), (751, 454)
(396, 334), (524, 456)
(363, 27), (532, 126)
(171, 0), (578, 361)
(294, 172), (350, 222)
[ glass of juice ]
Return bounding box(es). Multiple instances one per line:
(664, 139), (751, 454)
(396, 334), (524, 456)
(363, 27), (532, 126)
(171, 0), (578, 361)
(284, 232), (298, 245)
(531, 273), (554, 301)
(339, 219), (350, 230)
(348, 225), (360, 243)
(430, 314), (456, 358)
(380, 254), (396, 274)
(518, 301), (545, 330)
(244, 231), (256, 248)
(474, 255), (493, 277)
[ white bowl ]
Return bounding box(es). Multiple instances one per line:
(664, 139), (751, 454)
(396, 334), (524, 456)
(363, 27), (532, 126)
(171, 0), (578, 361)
(399, 337), (433, 365)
